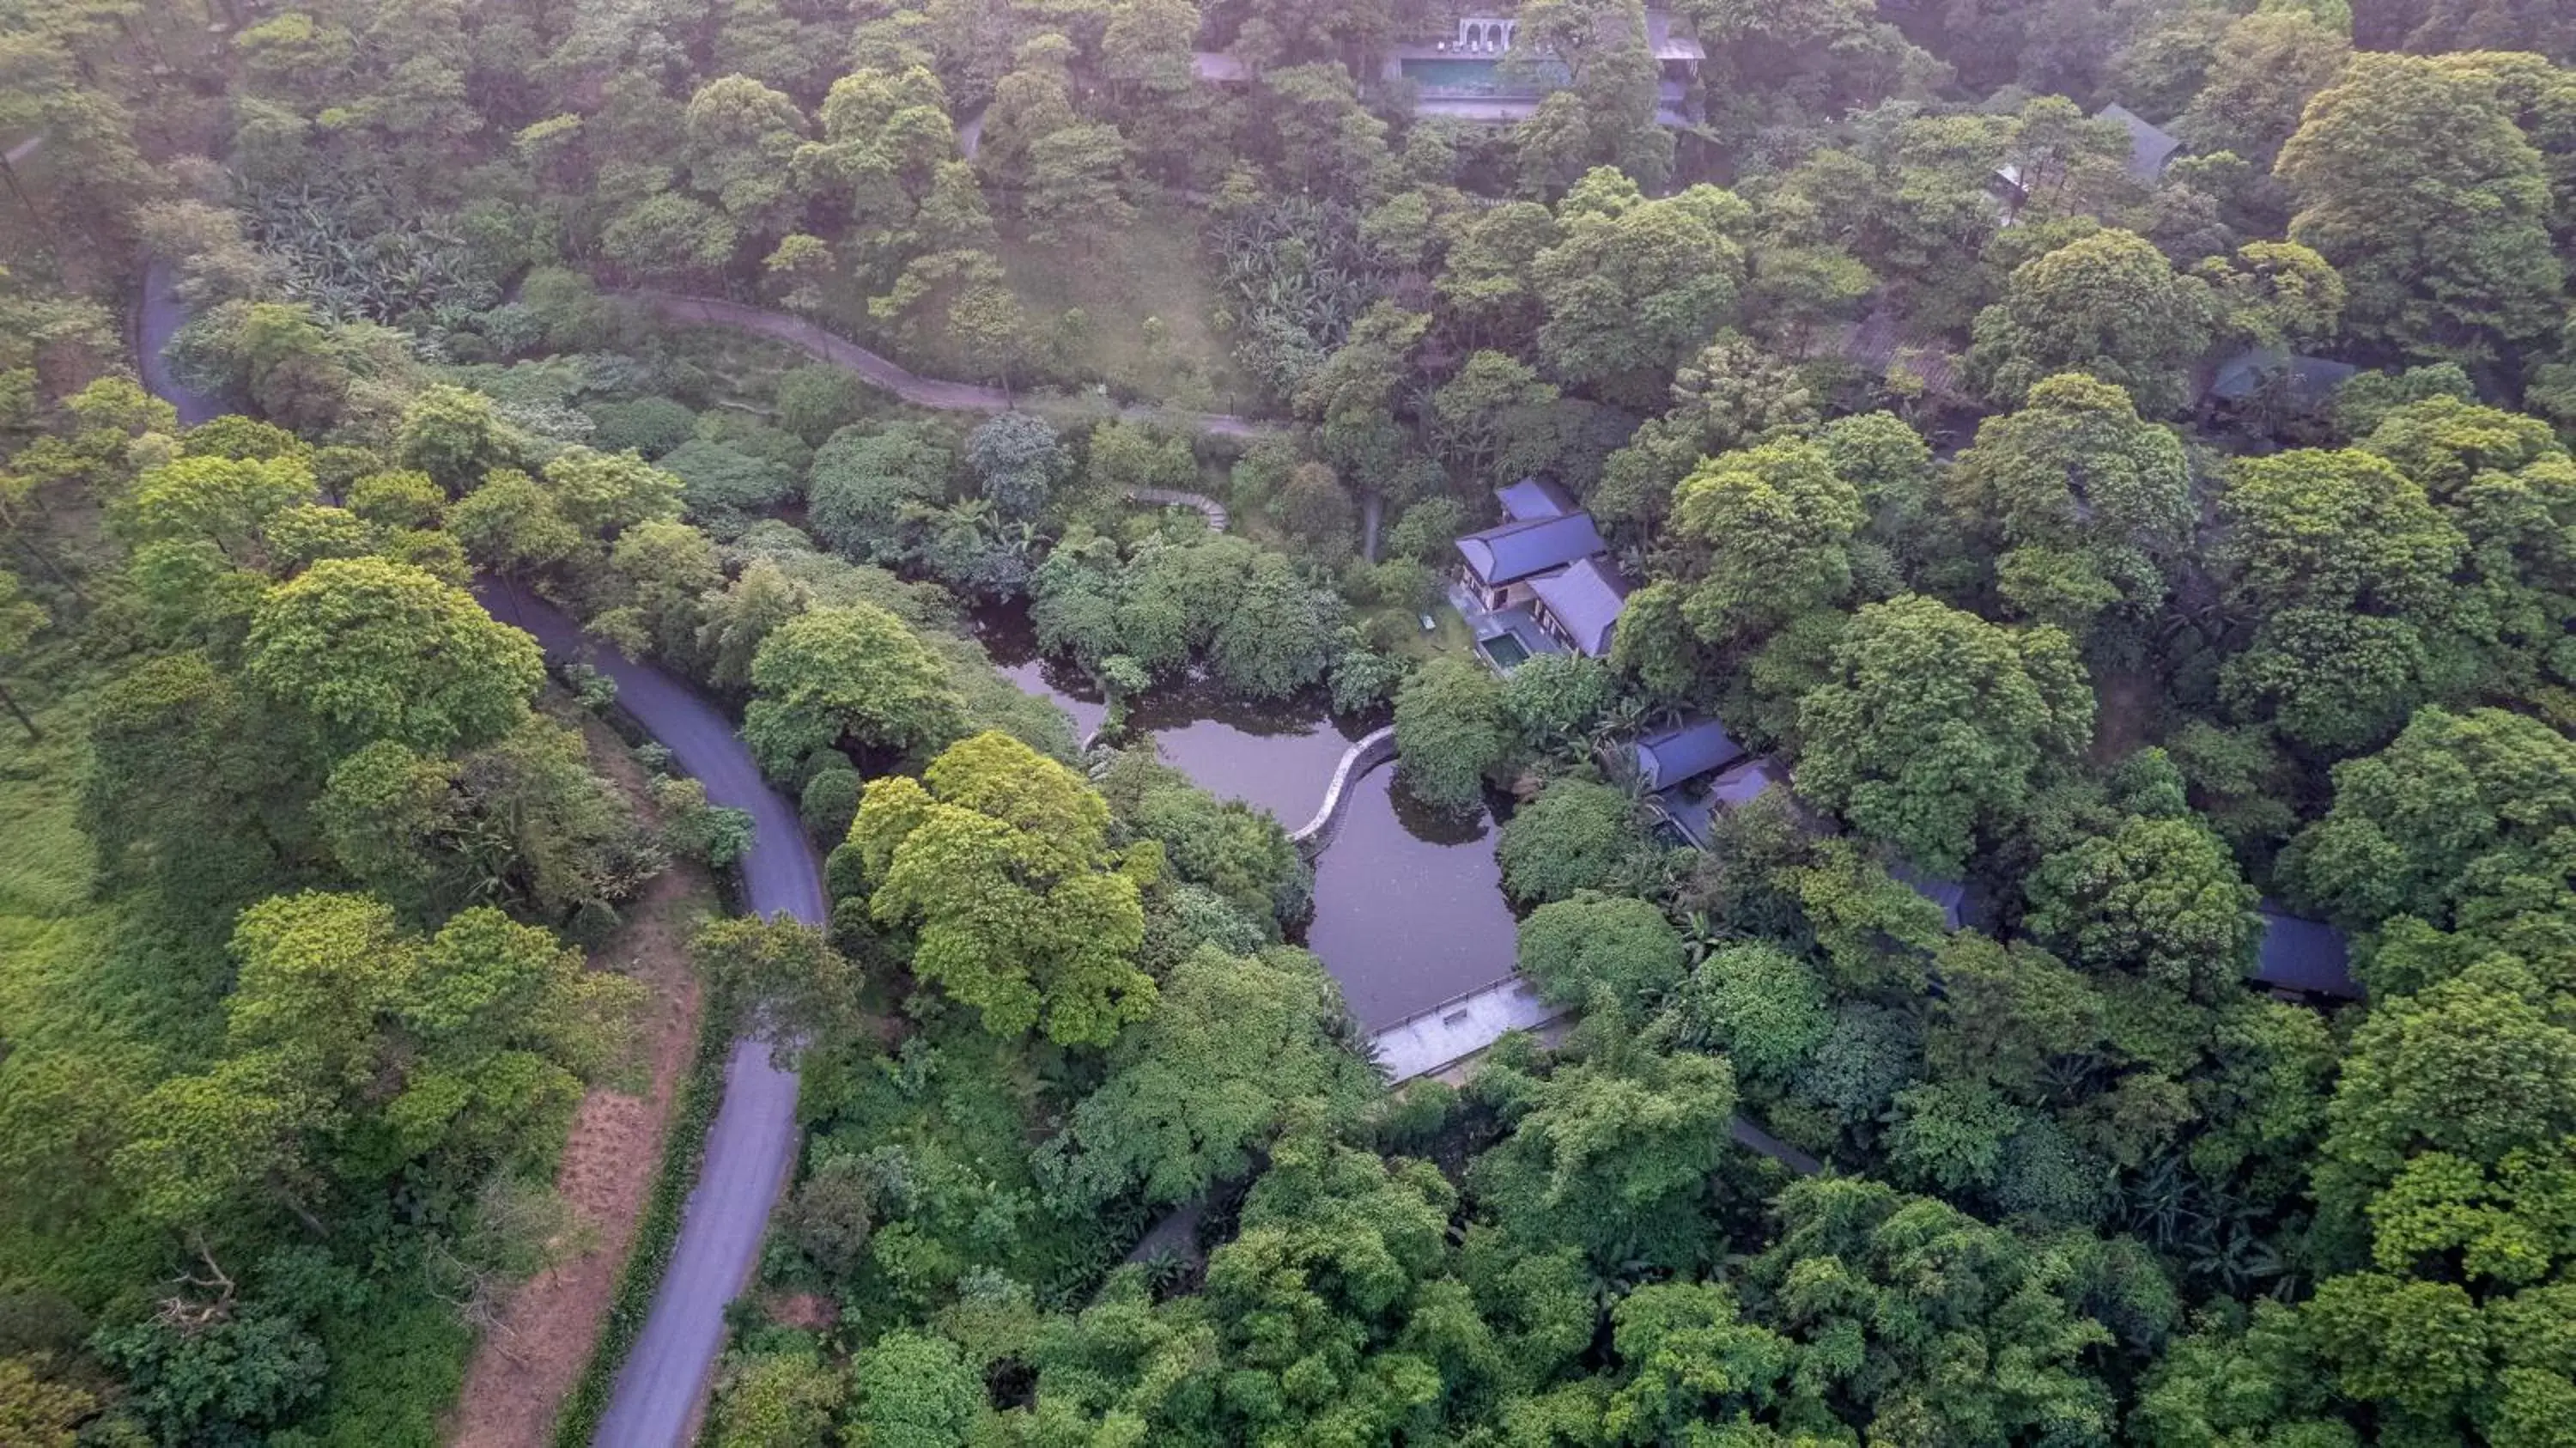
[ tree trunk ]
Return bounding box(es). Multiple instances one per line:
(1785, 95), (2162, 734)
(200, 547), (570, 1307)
(0, 681), (37, 739)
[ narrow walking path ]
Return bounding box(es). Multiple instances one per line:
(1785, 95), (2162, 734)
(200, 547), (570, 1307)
(1287, 725), (1396, 855)
(623, 292), (1285, 440)
(1125, 485), (1228, 531)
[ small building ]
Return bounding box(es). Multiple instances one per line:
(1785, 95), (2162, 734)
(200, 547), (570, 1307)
(2252, 905), (2360, 1000)
(1888, 861), (1967, 932)
(1191, 52), (1252, 84)
(2097, 104), (2184, 183)
(1495, 476), (1575, 523)
(1455, 511), (1607, 612)
(1382, 9), (1699, 125)
(2208, 347), (2360, 409)
(1526, 556), (1630, 657)
(1634, 719), (1747, 794)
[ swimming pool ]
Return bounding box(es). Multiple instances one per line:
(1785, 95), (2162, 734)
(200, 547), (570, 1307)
(1480, 633), (1531, 669)
(1399, 57), (1560, 95)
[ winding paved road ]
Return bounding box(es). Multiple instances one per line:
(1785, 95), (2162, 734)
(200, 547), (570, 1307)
(133, 300), (810, 1447)
(479, 581), (820, 1448)
(622, 291), (1285, 440)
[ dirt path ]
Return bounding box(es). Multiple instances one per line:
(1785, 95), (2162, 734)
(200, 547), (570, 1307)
(623, 292), (1285, 441)
(446, 715), (713, 1448)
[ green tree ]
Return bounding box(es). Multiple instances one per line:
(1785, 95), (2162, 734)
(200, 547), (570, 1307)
(2275, 53), (2564, 362)
(244, 557), (544, 756)
(1054, 943), (1373, 1207)
(1533, 171), (1752, 405)
(1468, 1049), (1739, 1270)
(1394, 656), (1514, 816)
(2215, 449), (2467, 751)
(0, 569), (50, 738)
(848, 731), (1153, 1044)
(807, 421), (955, 564)
(1968, 230), (2218, 417)
(708, 1350), (844, 1448)
(1651, 941), (1832, 1093)
(683, 74), (809, 238)
(2284, 706), (2576, 928)
(1517, 893), (1689, 1022)
(1600, 1281), (1795, 1445)
(1795, 595), (2093, 873)
(743, 603), (964, 775)
(1945, 372), (2193, 631)
(848, 1330), (987, 1448)
(394, 383), (522, 494)
(1497, 776), (1656, 906)
(963, 411), (1066, 520)
(2025, 815), (2263, 1001)
(1666, 438), (1865, 650)
(2175, 11), (2352, 169)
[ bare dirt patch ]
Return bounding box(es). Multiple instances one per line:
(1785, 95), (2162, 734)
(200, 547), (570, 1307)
(762, 1292), (838, 1332)
(447, 710), (714, 1448)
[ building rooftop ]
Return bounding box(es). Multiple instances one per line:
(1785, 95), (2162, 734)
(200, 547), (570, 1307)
(2208, 347), (2360, 404)
(1456, 511), (1607, 588)
(2097, 103), (2183, 181)
(1634, 719), (1747, 793)
(1644, 9), (1707, 61)
(2253, 905), (2360, 999)
(1525, 556), (1630, 656)
(1191, 52), (1250, 82)
(1495, 477), (1575, 522)
(1706, 756), (1788, 810)
(1888, 861), (1966, 930)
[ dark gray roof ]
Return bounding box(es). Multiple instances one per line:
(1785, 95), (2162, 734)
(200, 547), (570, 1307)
(1707, 756), (1787, 809)
(1634, 719), (1747, 792)
(2253, 906), (2360, 999)
(2209, 347), (2360, 404)
(1456, 512), (1607, 588)
(2097, 104), (2183, 181)
(1526, 556), (1629, 656)
(1495, 478), (1575, 522)
(1888, 861), (1965, 931)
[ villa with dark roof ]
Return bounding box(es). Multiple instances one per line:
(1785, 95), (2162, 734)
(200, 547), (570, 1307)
(1453, 479), (1630, 660)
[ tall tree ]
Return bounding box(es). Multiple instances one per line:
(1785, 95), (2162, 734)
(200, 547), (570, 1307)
(243, 557), (543, 757)
(1795, 595), (2094, 873)
(2275, 53), (2564, 363)
(1966, 230), (2217, 417)
(848, 731), (1154, 1044)
(743, 603), (964, 776)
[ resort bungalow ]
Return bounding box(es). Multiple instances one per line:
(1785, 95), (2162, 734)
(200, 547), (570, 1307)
(2252, 905), (2360, 1001)
(1455, 510), (1607, 614)
(2206, 346), (2359, 412)
(1527, 556), (1630, 657)
(1381, 10), (1701, 125)
(2098, 103), (2184, 184)
(1634, 719), (1749, 848)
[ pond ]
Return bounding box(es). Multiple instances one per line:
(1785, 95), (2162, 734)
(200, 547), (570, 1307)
(975, 605), (1521, 1031)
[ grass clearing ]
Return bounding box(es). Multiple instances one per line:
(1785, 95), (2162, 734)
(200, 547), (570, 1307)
(1364, 601), (1478, 663)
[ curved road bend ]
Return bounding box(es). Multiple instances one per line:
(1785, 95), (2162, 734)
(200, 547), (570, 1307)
(138, 271), (817, 1448)
(477, 581), (821, 1448)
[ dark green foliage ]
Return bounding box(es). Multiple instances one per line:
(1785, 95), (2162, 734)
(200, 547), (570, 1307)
(657, 440), (799, 537)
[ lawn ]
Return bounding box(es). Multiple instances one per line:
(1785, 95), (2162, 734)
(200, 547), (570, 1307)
(995, 200), (1258, 413)
(1363, 600), (1479, 663)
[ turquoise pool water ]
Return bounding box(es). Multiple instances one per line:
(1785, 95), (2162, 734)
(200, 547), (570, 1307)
(1400, 56), (1559, 94)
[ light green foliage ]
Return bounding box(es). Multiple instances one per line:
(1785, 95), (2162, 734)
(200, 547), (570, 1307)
(1517, 893), (1688, 1021)
(2195, 240), (2348, 352)
(1968, 230), (2217, 416)
(2176, 10), (2353, 167)
(1469, 1050), (1738, 1269)
(1653, 941), (1832, 1092)
(113, 891), (640, 1229)
(1497, 776), (1657, 906)
(743, 603), (965, 775)
(1532, 171), (1752, 403)
(708, 1349), (843, 1448)
(1795, 595), (2093, 873)
(117, 452), (319, 570)
(2276, 53), (2565, 362)
(1747, 1176), (2131, 1440)
(1666, 438), (1864, 649)
(1393, 656), (1512, 815)
(1499, 652), (1619, 759)
(2284, 707), (2576, 928)
(848, 1329), (987, 1448)
(655, 440), (794, 537)
(1094, 749), (1309, 928)
(2025, 815), (2262, 1000)
(394, 383), (521, 493)
(1945, 373), (2192, 630)
(2216, 449), (2468, 751)
(683, 74), (808, 236)
(245, 557), (544, 756)
(1054, 943), (1373, 1208)
(849, 732), (1151, 1044)
(1922, 932), (2102, 1100)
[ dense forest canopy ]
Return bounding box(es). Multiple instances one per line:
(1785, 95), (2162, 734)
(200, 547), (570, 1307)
(1, 0), (2574, 1444)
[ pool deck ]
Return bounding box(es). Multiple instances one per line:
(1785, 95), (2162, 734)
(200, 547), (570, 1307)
(1448, 581), (1563, 672)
